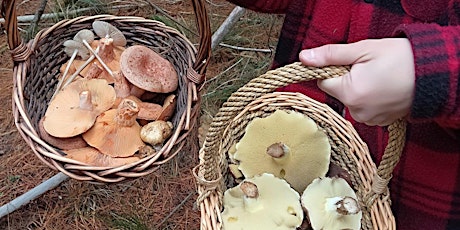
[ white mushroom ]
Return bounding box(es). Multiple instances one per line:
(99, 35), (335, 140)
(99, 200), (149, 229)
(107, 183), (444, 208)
(92, 20), (127, 46)
(233, 110), (331, 192)
(221, 173), (303, 229)
(301, 177), (362, 230)
(140, 120), (174, 146)
(74, 29), (114, 77)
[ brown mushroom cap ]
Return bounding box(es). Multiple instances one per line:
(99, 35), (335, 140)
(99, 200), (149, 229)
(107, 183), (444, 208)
(43, 78), (116, 138)
(82, 98), (145, 157)
(120, 45), (178, 93)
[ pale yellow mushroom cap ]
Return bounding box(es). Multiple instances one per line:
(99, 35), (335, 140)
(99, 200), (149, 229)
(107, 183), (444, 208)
(301, 177), (362, 230)
(233, 110), (331, 192)
(221, 173), (303, 229)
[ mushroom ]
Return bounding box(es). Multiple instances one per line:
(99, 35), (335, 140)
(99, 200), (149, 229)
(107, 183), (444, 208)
(120, 45), (178, 93)
(156, 94), (176, 121)
(92, 20), (127, 47)
(64, 147), (141, 167)
(43, 78), (116, 138)
(123, 95), (163, 121)
(221, 173), (303, 229)
(82, 98), (145, 157)
(140, 120), (174, 146)
(233, 110), (331, 192)
(113, 71), (131, 99)
(74, 29), (115, 78)
(301, 177), (362, 230)
(52, 40), (91, 100)
(38, 117), (88, 150)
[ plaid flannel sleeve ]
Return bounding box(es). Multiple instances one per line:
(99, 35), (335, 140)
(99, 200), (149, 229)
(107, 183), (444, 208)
(395, 23), (460, 128)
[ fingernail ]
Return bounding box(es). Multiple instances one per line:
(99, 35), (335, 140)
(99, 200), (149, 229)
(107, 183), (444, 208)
(300, 49), (315, 61)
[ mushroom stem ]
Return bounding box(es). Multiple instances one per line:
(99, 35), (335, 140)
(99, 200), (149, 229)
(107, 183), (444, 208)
(82, 40), (114, 77)
(325, 196), (361, 216)
(266, 142), (290, 162)
(79, 91), (93, 111)
(51, 50), (78, 101)
(240, 181), (259, 199)
(115, 99), (139, 127)
(98, 37), (115, 63)
(63, 46), (100, 88)
(113, 71), (130, 98)
(240, 181), (263, 213)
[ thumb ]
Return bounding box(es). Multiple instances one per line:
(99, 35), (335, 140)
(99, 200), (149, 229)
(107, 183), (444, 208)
(316, 74), (349, 101)
(299, 43), (366, 67)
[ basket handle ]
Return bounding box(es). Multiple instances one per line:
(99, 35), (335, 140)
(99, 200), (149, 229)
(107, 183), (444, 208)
(1, 0), (211, 78)
(199, 62), (406, 205)
(190, 0), (211, 79)
(1, 0), (32, 63)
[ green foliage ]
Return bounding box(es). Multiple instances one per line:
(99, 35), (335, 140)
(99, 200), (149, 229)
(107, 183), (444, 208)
(108, 213), (149, 230)
(50, 0), (109, 20)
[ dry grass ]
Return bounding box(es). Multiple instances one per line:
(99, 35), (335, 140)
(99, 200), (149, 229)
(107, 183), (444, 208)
(0, 0), (283, 229)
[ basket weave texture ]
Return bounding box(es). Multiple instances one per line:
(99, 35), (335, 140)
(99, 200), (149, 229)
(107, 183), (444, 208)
(194, 62), (407, 230)
(1, 0), (211, 183)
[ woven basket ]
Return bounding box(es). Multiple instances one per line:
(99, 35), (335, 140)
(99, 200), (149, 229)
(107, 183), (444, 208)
(1, 0), (211, 183)
(194, 62), (407, 230)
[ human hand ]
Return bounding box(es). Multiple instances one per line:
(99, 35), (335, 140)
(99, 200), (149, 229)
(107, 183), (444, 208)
(299, 38), (415, 126)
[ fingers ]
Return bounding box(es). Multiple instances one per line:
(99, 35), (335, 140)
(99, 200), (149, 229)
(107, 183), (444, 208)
(316, 74), (348, 102)
(299, 42), (369, 67)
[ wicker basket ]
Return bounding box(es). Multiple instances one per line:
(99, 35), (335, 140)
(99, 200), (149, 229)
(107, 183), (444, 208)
(1, 0), (211, 183)
(194, 62), (407, 229)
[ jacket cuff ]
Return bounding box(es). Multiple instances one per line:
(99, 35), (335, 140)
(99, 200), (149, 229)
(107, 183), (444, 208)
(394, 23), (458, 123)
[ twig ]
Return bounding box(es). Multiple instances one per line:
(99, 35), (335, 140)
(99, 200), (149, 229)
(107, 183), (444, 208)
(0, 173), (69, 219)
(218, 43), (272, 53)
(211, 6), (246, 50)
(0, 4), (147, 24)
(27, 0), (48, 38)
(156, 191), (195, 228)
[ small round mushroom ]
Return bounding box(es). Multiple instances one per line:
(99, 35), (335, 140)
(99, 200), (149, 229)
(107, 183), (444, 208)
(233, 110), (331, 192)
(43, 78), (116, 138)
(140, 120), (174, 146)
(120, 45), (178, 93)
(65, 147), (141, 167)
(221, 173), (303, 229)
(82, 98), (145, 157)
(301, 177), (362, 230)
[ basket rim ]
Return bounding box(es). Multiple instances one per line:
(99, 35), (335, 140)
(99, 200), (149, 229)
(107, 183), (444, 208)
(194, 63), (406, 230)
(4, 7), (210, 183)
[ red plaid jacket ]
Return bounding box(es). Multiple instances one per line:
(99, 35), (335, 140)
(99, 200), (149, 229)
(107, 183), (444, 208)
(228, 0), (460, 229)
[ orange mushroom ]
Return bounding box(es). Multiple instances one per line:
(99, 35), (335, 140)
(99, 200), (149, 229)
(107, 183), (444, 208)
(43, 78), (116, 138)
(38, 117), (88, 150)
(82, 98), (145, 157)
(65, 147), (141, 167)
